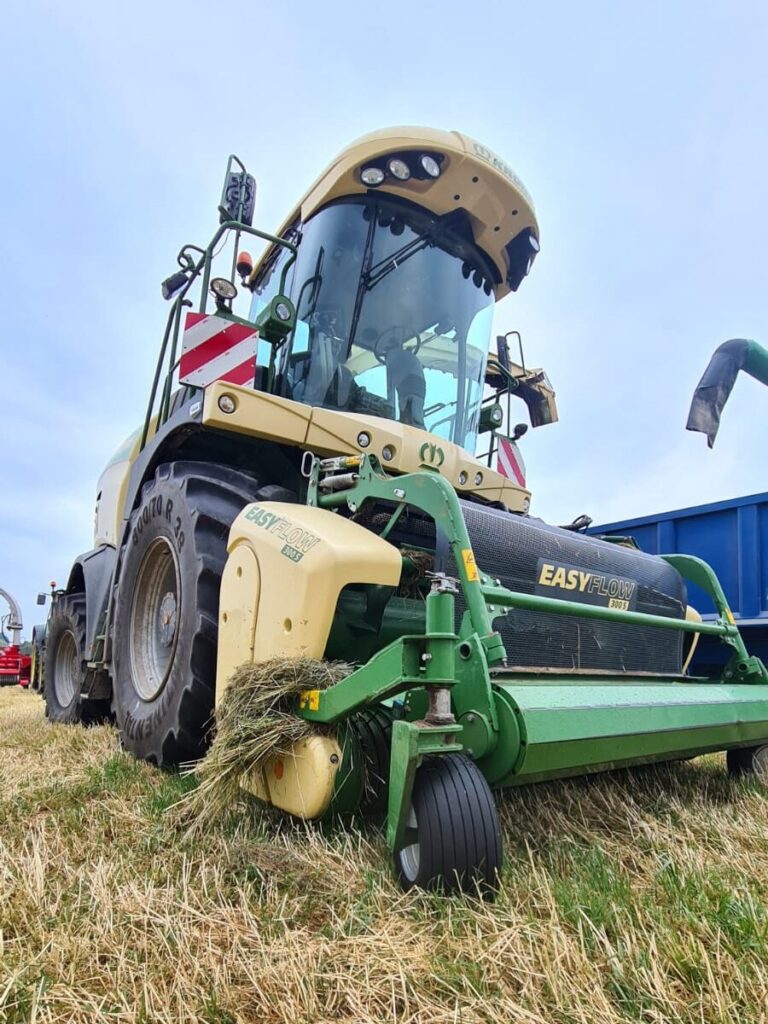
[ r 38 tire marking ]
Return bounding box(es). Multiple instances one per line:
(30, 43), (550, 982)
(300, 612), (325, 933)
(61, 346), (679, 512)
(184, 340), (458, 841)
(132, 495), (184, 551)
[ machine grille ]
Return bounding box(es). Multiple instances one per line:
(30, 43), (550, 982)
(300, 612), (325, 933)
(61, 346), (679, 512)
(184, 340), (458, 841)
(446, 503), (687, 674)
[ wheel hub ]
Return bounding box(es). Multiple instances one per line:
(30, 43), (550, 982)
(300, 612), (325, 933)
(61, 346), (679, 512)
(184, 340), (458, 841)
(53, 630), (78, 707)
(159, 592), (177, 647)
(398, 807), (420, 882)
(129, 538), (181, 702)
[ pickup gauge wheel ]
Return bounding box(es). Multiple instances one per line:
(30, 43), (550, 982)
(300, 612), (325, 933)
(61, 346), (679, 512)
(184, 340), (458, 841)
(727, 745), (768, 781)
(394, 753), (502, 896)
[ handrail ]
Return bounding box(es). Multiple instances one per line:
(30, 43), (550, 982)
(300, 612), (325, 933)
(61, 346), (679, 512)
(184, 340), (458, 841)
(480, 585), (736, 638)
(140, 221), (297, 451)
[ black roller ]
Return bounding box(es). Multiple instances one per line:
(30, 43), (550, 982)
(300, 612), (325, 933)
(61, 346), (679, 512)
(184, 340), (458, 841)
(350, 704), (396, 814)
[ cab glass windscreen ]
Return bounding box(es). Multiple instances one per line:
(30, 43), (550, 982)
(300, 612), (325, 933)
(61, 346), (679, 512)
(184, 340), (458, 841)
(273, 196), (496, 452)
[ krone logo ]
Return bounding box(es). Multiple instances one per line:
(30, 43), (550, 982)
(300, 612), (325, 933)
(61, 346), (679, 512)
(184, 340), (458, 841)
(419, 442), (445, 467)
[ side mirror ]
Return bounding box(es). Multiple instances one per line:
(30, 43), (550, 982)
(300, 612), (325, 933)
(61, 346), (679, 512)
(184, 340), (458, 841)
(511, 422), (528, 441)
(36, 593), (47, 606)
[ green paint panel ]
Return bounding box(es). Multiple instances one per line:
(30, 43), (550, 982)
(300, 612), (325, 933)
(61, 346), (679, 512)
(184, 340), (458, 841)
(494, 680), (768, 784)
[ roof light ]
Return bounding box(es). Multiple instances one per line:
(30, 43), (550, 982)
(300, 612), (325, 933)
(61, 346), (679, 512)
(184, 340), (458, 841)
(361, 166), (385, 186)
(210, 278), (237, 301)
(419, 154), (441, 178)
(387, 158), (411, 181)
(161, 270), (189, 301)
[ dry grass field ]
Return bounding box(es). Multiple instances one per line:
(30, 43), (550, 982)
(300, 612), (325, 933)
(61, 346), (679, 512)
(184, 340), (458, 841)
(2, 684), (768, 1023)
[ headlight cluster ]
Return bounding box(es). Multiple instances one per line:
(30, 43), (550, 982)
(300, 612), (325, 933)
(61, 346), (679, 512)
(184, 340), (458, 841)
(359, 152), (443, 187)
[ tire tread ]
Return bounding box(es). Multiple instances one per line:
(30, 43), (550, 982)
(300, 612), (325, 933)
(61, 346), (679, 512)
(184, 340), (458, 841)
(395, 753), (502, 895)
(112, 460), (272, 765)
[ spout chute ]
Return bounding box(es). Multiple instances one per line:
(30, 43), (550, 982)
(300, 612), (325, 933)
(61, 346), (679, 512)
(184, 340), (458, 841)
(687, 339), (768, 447)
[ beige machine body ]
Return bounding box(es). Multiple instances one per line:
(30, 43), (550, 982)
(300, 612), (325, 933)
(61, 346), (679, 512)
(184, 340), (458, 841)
(215, 501), (402, 699)
(215, 501), (402, 818)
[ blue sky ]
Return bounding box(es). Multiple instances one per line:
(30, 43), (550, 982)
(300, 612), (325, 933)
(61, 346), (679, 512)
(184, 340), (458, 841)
(1, 0), (767, 635)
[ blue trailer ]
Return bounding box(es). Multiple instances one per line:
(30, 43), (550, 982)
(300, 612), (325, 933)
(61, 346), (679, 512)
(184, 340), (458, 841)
(590, 492), (768, 673)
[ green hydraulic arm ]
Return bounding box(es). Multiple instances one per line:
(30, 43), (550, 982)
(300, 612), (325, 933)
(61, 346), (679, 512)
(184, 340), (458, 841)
(296, 454), (768, 852)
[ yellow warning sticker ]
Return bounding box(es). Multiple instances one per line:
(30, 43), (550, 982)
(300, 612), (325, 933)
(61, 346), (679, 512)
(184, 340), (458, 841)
(299, 689), (320, 711)
(726, 609), (736, 625)
(461, 549), (479, 582)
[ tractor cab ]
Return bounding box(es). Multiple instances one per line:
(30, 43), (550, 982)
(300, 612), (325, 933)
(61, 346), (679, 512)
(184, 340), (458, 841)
(144, 128), (556, 475)
(251, 195), (496, 451)
(243, 128), (552, 457)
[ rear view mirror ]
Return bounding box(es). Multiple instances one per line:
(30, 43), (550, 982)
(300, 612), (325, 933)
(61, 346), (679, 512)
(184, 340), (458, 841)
(36, 593), (47, 606)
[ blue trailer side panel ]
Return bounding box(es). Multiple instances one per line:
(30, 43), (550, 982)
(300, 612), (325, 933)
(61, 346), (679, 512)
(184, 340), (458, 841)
(589, 492), (768, 669)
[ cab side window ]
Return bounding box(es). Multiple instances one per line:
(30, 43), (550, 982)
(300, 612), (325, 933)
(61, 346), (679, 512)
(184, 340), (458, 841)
(249, 225), (298, 367)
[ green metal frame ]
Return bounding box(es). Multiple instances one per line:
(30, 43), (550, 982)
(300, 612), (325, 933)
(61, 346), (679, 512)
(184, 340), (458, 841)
(140, 162), (298, 453)
(297, 454), (768, 852)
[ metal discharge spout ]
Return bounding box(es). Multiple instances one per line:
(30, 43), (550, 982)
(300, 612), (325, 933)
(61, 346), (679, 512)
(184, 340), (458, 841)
(687, 339), (768, 447)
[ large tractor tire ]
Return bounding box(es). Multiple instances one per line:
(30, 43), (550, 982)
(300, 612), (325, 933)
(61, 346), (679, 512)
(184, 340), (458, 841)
(111, 461), (264, 766)
(44, 595), (96, 723)
(30, 624), (46, 694)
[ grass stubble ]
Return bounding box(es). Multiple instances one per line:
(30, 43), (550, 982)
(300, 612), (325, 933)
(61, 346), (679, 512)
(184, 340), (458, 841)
(1, 684), (768, 1023)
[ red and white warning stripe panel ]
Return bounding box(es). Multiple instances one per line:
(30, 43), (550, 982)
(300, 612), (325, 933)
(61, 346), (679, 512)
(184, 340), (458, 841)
(180, 312), (258, 388)
(497, 436), (526, 486)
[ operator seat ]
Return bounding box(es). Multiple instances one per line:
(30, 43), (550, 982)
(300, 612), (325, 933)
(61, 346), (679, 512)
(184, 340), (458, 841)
(384, 345), (426, 428)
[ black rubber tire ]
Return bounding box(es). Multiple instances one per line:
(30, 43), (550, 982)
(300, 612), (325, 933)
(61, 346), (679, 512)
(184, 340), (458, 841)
(727, 745), (768, 780)
(44, 595), (89, 723)
(351, 704), (396, 814)
(30, 624), (46, 694)
(111, 461), (262, 766)
(394, 753), (502, 896)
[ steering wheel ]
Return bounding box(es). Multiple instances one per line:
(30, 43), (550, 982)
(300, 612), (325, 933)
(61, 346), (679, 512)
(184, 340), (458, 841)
(373, 325), (423, 365)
